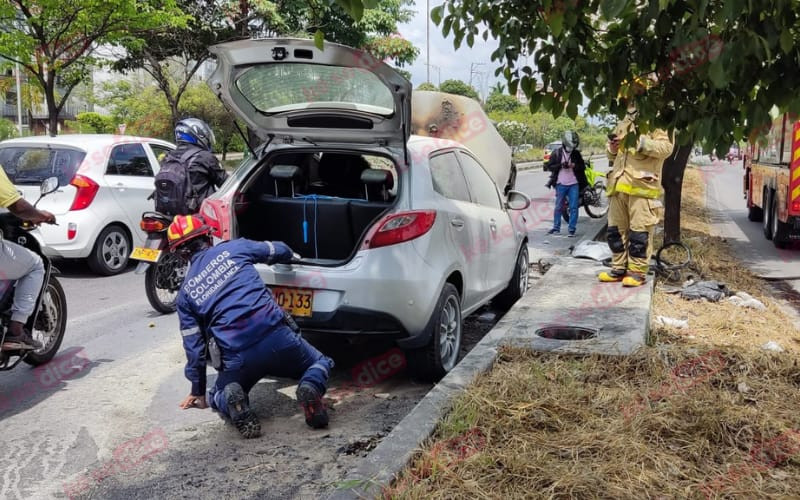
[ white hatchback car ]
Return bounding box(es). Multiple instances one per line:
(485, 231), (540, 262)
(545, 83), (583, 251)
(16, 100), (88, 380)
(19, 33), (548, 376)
(0, 135), (175, 275)
(200, 38), (532, 381)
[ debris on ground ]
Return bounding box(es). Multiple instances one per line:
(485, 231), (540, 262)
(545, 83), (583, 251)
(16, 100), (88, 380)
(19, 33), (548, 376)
(654, 316), (689, 329)
(537, 258), (554, 274)
(725, 291), (767, 310)
(373, 393), (396, 400)
(338, 433), (385, 456)
(477, 311), (497, 323)
(761, 341), (785, 352)
(679, 280), (731, 302)
(571, 240), (613, 262)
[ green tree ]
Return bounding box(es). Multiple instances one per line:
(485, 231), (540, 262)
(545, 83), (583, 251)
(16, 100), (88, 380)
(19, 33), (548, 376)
(179, 82), (242, 160)
(416, 82), (437, 91)
(0, 118), (18, 140)
(99, 80), (172, 140)
(0, 0), (186, 136)
(66, 111), (115, 134)
(433, 0), (800, 243)
(485, 93), (522, 113)
(113, 0), (233, 126)
(439, 79), (480, 100)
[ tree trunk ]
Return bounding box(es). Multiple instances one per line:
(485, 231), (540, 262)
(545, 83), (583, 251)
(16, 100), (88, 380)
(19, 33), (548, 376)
(46, 86), (59, 137)
(660, 143), (694, 244)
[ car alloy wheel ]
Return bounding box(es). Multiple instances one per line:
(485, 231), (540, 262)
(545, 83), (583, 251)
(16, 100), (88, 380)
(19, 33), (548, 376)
(438, 294), (462, 372)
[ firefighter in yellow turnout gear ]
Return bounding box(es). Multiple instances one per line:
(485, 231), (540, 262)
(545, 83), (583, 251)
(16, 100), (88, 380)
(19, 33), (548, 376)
(598, 111), (674, 287)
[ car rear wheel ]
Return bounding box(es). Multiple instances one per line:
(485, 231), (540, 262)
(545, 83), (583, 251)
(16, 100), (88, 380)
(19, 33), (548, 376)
(407, 283), (462, 382)
(88, 224), (131, 276)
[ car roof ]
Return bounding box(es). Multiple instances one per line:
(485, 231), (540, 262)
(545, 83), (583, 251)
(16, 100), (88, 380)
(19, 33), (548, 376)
(0, 134), (174, 150)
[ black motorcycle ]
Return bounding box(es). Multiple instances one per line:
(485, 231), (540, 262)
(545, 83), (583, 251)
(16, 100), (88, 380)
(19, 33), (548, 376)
(0, 177), (68, 370)
(130, 211), (187, 314)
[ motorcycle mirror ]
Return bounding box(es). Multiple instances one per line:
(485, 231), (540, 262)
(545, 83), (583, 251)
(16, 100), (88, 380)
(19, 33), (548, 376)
(40, 176), (59, 196)
(506, 190), (531, 211)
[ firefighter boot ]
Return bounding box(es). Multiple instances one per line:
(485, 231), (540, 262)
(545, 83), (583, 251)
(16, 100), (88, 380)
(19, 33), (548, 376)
(622, 273), (647, 287)
(598, 269), (627, 282)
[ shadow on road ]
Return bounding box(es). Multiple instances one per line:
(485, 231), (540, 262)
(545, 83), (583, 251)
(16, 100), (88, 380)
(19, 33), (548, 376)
(0, 345), (110, 421)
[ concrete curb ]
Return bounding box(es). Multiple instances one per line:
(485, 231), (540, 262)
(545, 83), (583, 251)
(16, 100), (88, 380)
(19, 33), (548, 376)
(328, 222), (617, 500)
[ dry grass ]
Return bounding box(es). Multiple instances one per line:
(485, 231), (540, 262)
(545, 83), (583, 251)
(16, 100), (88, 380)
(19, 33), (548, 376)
(652, 167), (800, 354)
(387, 166), (800, 499)
(387, 347), (800, 499)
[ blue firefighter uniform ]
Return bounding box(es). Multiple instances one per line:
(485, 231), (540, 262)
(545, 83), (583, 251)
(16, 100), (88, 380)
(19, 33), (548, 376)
(177, 238), (333, 418)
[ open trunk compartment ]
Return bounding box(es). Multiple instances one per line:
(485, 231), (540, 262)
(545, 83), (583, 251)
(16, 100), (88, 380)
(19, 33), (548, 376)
(235, 150), (398, 262)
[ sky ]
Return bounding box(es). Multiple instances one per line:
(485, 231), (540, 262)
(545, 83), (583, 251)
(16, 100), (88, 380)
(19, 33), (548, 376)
(396, 1), (505, 98)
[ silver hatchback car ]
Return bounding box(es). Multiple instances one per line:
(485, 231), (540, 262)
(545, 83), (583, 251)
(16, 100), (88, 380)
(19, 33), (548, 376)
(200, 38), (531, 380)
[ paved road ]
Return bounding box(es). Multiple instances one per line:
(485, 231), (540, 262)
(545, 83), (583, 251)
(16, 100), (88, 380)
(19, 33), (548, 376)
(0, 166), (603, 499)
(516, 158), (610, 262)
(704, 160), (800, 280)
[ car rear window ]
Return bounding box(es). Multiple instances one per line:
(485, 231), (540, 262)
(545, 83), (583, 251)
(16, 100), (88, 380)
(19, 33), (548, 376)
(236, 63), (395, 116)
(0, 146), (86, 186)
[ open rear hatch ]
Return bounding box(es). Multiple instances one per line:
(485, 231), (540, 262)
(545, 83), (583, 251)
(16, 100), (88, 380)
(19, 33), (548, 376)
(208, 38), (411, 159)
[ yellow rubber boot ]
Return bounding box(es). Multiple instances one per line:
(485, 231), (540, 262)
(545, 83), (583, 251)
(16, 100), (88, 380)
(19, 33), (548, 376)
(598, 270), (626, 282)
(622, 273), (646, 287)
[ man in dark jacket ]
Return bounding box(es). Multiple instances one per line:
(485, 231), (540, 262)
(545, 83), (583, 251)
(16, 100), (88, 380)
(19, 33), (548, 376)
(545, 131), (589, 236)
(166, 118), (228, 211)
(169, 215), (333, 439)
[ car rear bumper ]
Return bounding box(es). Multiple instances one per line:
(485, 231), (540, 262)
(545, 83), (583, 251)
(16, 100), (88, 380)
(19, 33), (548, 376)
(255, 243), (442, 343)
(294, 305), (408, 337)
(30, 210), (103, 259)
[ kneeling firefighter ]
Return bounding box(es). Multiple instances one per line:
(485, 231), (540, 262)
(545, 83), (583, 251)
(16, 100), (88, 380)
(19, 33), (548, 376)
(599, 107), (674, 287)
(170, 215), (333, 438)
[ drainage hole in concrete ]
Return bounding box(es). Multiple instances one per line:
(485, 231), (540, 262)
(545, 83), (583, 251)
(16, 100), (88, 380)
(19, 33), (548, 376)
(535, 326), (598, 340)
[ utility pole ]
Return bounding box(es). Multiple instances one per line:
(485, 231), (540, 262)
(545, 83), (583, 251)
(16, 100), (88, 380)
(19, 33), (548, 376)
(15, 62), (23, 135)
(469, 62), (486, 101)
(426, 0), (430, 84)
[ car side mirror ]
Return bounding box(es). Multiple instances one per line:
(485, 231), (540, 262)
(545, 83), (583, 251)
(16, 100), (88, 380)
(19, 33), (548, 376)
(40, 176), (59, 196)
(506, 190), (530, 211)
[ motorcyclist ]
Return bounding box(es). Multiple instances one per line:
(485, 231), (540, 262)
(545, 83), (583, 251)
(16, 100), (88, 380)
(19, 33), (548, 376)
(158, 118), (228, 214)
(0, 166), (56, 350)
(544, 130), (588, 237)
(169, 214), (333, 438)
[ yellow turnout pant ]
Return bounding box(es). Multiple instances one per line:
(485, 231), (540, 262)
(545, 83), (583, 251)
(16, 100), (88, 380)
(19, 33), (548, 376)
(606, 192), (661, 275)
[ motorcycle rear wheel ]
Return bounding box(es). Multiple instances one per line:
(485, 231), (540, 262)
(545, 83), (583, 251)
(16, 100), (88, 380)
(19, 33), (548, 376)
(584, 180), (609, 218)
(145, 254), (186, 314)
(25, 277), (68, 366)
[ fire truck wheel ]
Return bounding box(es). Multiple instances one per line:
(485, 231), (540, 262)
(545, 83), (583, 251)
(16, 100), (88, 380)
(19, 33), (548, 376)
(747, 203), (763, 222)
(762, 189), (773, 240)
(770, 195), (790, 249)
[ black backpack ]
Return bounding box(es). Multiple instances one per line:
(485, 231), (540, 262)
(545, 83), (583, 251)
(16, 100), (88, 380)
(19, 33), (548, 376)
(154, 149), (199, 215)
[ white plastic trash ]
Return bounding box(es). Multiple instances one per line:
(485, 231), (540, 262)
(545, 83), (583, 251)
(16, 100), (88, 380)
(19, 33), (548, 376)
(761, 341), (785, 353)
(655, 316), (689, 329)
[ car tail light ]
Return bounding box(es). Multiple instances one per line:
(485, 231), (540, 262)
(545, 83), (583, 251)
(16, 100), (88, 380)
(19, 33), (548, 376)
(140, 219), (167, 232)
(68, 175), (99, 211)
(792, 201), (800, 213)
(365, 210), (436, 249)
(67, 222), (77, 240)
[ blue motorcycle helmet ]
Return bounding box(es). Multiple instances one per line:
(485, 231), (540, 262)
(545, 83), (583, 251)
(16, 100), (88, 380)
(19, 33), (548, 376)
(175, 118), (216, 152)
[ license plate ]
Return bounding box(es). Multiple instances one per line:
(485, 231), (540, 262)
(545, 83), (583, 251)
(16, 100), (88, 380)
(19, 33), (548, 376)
(271, 287), (313, 317)
(130, 247), (162, 263)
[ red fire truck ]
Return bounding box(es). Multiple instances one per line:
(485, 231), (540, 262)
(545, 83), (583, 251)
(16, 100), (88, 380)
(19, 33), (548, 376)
(743, 112), (800, 248)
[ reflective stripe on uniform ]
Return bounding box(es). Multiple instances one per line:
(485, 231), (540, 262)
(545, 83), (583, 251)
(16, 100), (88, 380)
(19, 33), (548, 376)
(181, 327), (200, 337)
(266, 241), (275, 257)
(611, 182), (662, 199)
